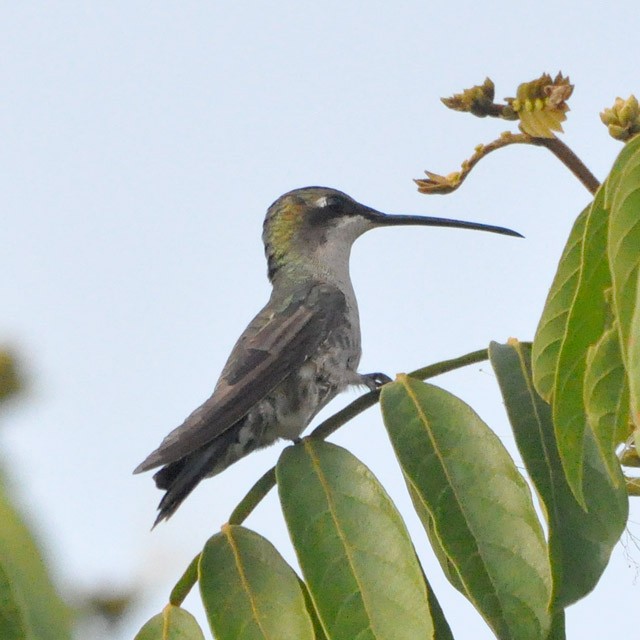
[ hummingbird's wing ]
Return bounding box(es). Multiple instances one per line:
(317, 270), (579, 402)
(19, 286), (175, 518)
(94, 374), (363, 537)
(134, 283), (346, 473)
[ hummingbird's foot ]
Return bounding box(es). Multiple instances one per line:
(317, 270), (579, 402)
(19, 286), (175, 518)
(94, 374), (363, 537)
(361, 372), (392, 390)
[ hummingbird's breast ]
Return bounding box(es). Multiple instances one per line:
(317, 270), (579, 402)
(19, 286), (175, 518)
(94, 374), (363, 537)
(207, 277), (363, 472)
(267, 291), (361, 441)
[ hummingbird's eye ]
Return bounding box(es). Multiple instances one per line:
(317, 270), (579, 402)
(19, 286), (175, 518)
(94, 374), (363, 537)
(315, 195), (343, 211)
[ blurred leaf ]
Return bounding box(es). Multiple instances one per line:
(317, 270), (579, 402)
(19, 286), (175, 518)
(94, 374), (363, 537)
(82, 588), (140, 626)
(532, 206), (589, 401)
(490, 341), (627, 607)
(552, 185), (612, 505)
(199, 525), (314, 640)
(134, 605), (205, 640)
(584, 324), (630, 481)
(0, 481), (71, 640)
(619, 442), (640, 467)
(381, 376), (551, 640)
(277, 439), (433, 640)
(0, 560), (28, 640)
(625, 476), (640, 496)
(0, 350), (21, 404)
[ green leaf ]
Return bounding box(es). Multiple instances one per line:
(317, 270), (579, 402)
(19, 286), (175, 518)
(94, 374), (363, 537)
(297, 578), (328, 640)
(532, 206), (590, 401)
(490, 341), (627, 607)
(604, 133), (640, 209)
(199, 525), (314, 640)
(607, 135), (640, 408)
(277, 439), (434, 640)
(0, 476), (71, 640)
(0, 560), (28, 640)
(381, 376), (551, 640)
(406, 484), (465, 594)
(629, 269), (640, 428)
(547, 611), (566, 640)
(134, 605), (205, 640)
(584, 323), (630, 482)
(552, 185), (613, 505)
(405, 489), (465, 639)
(420, 566), (455, 640)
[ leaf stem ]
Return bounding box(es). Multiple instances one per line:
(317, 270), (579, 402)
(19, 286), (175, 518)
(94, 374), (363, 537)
(169, 553), (200, 606)
(228, 467), (277, 525)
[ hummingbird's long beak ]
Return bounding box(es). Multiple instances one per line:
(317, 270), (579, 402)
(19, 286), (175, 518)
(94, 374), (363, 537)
(367, 210), (523, 238)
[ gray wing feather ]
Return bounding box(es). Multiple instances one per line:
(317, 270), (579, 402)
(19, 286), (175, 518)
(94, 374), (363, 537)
(134, 284), (346, 472)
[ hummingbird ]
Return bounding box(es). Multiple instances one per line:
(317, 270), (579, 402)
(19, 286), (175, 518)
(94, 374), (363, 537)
(135, 187), (521, 525)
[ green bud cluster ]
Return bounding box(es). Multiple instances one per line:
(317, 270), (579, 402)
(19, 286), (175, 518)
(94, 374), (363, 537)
(600, 95), (640, 141)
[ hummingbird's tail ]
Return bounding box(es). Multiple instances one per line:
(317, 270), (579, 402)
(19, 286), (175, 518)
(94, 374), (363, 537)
(150, 415), (263, 527)
(151, 453), (212, 528)
(151, 430), (237, 527)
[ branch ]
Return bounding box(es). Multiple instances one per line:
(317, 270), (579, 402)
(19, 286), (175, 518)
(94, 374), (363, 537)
(532, 137), (600, 194)
(415, 132), (530, 195)
(416, 132), (600, 197)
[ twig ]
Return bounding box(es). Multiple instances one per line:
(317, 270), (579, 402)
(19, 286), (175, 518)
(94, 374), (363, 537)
(415, 132), (600, 196)
(228, 467), (277, 525)
(169, 553), (200, 606)
(532, 137), (600, 194)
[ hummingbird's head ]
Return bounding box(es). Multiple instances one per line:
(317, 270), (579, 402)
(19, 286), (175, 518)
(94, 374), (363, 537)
(262, 186), (522, 282)
(263, 187), (375, 281)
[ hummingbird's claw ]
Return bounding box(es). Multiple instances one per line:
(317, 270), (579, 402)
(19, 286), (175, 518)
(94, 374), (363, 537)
(362, 372), (392, 389)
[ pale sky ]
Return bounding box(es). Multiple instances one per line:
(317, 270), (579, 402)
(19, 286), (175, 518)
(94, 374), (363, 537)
(2, 3), (638, 639)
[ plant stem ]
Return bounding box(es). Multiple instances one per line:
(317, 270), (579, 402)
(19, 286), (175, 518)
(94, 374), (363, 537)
(311, 347), (490, 441)
(169, 553), (200, 606)
(228, 467), (277, 525)
(409, 347), (491, 385)
(415, 132), (600, 196)
(533, 137), (600, 194)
